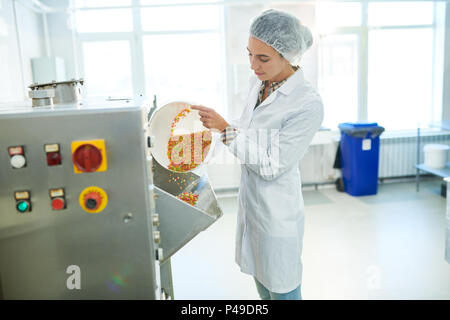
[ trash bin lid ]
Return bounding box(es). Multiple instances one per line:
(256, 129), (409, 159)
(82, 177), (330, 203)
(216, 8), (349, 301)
(338, 122), (378, 129)
(338, 122), (384, 138)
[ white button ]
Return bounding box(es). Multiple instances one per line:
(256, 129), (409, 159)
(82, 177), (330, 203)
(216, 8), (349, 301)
(10, 155), (26, 168)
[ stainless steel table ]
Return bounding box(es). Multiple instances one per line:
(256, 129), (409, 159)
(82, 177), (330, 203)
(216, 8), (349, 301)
(444, 177), (450, 263)
(415, 121), (450, 192)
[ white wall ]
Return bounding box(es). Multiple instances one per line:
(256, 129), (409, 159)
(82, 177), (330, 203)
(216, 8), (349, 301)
(0, 0), (24, 103)
(16, 1), (46, 86)
(0, 0), (46, 106)
(43, 0), (78, 80)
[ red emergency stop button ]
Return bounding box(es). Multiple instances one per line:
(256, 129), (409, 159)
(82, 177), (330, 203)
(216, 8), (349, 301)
(84, 192), (102, 210)
(72, 144), (103, 172)
(51, 197), (65, 210)
(79, 186), (108, 213)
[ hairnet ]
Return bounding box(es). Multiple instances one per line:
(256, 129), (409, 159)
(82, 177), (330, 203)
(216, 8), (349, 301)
(250, 9), (313, 64)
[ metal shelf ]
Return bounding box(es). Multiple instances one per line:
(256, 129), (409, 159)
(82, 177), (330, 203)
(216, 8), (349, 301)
(416, 163), (450, 178)
(416, 122), (450, 192)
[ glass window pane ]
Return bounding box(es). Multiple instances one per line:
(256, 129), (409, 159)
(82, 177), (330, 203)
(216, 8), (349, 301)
(143, 33), (224, 113)
(141, 6), (220, 31)
(140, 0), (219, 4)
(82, 41), (133, 98)
(0, 42), (20, 102)
(75, 9), (133, 32)
(74, 0), (131, 8)
(318, 34), (359, 129)
(368, 2), (433, 27)
(368, 28), (433, 130)
(316, 1), (361, 32)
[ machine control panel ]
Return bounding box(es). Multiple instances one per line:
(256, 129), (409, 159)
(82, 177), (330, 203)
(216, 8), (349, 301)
(6, 140), (109, 213)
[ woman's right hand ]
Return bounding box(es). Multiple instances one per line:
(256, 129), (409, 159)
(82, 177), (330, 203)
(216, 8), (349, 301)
(191, 105), (229, 131)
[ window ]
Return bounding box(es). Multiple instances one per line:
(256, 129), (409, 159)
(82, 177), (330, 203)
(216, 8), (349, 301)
(73, 0), (131, 8)
(319, 34), (359, 127)
(366, 1), (437, 130)
(143, 33), (223, 113)
(368, 1), (433, 27)
(316, 1), (443, 131)
(140, 0), (220, 5)
(0, 40), (17, 102)
(81, 41), (133, 98)
(141, 5), (220, 31)
(75, 9), (133, 33)
(74, 2), (225, 113)
(316, 1), (361, 32)
(368, 28), (434, 130)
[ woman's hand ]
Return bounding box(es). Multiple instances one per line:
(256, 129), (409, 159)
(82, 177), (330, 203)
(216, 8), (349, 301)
(191, 105), (229, 131)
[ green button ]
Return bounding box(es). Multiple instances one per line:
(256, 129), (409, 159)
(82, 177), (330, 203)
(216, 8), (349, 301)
(17, 201), (29, 212)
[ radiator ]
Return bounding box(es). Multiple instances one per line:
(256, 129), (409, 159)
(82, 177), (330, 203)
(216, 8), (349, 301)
(379, 133), (450, 178)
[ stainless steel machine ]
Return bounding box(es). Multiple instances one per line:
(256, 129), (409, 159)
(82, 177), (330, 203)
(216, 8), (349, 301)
(0, 83), (222, 299)
(445, 177), (450, 264)
(28, 79), (84, 107)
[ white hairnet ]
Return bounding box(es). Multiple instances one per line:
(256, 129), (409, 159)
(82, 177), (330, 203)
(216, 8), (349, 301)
(250, 9), (313, 64)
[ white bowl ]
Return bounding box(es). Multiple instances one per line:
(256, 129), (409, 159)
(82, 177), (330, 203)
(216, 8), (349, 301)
(148, 101), (213, 173)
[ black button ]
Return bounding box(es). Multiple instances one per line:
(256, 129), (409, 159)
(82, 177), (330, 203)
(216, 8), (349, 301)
(85, 198), (97, 209)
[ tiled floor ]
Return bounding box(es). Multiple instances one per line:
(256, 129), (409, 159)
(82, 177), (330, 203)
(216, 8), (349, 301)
(170, 179), (450, 300)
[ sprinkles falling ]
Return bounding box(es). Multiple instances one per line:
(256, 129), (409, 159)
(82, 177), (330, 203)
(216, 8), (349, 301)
(177, 191), (199, 206)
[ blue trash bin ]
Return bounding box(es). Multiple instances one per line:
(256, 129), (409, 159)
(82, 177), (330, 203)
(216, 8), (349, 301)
(338, 122), (385, 196)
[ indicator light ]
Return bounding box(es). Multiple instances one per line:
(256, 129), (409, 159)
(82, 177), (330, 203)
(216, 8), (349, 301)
(45, 144), (62, 166)
(46, 152), (62, 166)
(15, 191), (31, 213)
(16, 200), (30, 213)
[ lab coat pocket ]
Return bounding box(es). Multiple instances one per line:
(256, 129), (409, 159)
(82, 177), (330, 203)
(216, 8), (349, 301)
(257, 184), (299, 237)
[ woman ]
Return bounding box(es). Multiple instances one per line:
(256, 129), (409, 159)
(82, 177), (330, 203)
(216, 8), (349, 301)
(192, 9), (323, 300)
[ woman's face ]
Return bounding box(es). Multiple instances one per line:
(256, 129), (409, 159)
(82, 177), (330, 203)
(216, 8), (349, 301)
(247, 36), (290, 82)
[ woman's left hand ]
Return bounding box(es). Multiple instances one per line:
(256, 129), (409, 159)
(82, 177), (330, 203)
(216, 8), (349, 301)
(191, 105), (229, 131)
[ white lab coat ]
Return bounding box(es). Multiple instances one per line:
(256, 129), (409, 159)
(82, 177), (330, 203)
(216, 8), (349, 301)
(227, 68), (324, 293)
